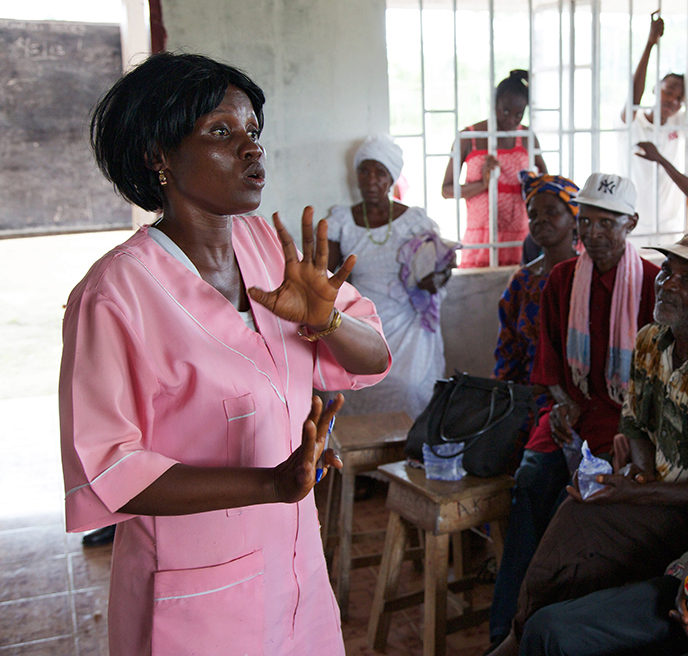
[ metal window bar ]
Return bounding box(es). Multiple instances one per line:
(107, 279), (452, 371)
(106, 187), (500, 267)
(388, 0), (687, 255)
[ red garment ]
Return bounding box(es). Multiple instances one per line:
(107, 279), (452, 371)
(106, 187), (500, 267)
(460, 127), (529, 268)
(527, 256), (659, 455)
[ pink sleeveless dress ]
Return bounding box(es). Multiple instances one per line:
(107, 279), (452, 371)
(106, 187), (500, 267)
(460, 126), (530, 268)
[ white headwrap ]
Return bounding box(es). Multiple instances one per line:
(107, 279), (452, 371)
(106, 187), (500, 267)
(353, 134), (404, 183)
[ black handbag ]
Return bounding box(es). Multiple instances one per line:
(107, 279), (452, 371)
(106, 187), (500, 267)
(405, 372), (535, 478)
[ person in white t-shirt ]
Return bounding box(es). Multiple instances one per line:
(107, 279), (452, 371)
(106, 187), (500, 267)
(621, 13), (686, 236)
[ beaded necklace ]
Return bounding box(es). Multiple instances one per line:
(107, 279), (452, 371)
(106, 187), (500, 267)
(361, 197), (394, 245)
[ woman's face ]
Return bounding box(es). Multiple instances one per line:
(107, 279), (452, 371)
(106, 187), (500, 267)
(496, 92), (527, 132)
(357, 160), (393, 205)
(161, 85), (265, 217)
(527, 193), (575, 249)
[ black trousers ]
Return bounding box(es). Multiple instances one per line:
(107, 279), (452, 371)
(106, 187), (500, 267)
(513, 499), (688, 638)
(520, 575), (688, 656)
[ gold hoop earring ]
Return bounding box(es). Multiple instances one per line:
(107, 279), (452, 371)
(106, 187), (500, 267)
(158, 170), (168, 186)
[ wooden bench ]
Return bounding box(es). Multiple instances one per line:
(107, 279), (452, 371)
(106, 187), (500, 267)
(321, 411), (413, 620)
(367, 461), (513, 655)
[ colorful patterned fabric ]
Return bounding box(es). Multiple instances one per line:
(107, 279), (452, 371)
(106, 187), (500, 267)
(519, 170), (580, 218)
(494, 265), (549, 385)
(620, 323), (688, 482)
(567, 241), (644, 404)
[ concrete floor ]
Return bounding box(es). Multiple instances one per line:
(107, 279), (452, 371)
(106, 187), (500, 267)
(0, 230), (493, 654)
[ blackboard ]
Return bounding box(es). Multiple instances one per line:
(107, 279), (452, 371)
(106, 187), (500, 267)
(0, 19), (130, 237)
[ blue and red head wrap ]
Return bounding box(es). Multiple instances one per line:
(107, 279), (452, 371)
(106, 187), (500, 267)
(519, 170), (580, 218)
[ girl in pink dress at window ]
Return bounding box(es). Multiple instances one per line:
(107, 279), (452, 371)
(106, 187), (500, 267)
(442, 70), (548, 267)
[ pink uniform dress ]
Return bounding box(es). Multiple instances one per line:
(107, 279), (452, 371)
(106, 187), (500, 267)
(460, 126), (530, 268)
(59, 216), (391, 656)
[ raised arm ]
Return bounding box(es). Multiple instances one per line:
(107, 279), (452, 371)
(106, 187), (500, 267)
(534, 134), (548, 174)
(621, 13), (664, 123)
(636, 141), (688, 196)
(248, 207), (390, 375)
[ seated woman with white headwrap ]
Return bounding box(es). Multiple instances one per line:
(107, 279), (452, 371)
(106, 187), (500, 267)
(327, 135), (458, 419)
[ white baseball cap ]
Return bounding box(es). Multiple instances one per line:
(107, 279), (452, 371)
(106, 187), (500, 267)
(576, 173), (637, 216)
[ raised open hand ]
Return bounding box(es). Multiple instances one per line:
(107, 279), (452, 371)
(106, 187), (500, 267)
(248, 207), (357, 328)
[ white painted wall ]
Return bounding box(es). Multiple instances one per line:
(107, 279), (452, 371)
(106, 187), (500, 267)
(162, 0), (390, 233)
(441, 267), (515, 378)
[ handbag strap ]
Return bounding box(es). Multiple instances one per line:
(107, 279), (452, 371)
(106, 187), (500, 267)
(438, 375), (516, 443)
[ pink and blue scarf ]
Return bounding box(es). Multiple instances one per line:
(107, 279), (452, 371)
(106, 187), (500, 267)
(566, 241), (643, 404)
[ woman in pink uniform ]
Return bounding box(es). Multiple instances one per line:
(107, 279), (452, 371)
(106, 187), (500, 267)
(59, 53), (390, 655)
(442, 70), (548, 267)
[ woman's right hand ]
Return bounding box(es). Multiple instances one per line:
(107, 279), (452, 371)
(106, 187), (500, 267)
(481, 155), (500, 187)
(272, 394), (344, 503)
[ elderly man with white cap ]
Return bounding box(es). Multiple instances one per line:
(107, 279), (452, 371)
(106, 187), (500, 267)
(326, 134), (457, 419)
(487, 172), (662, 655)
(490, 227), (688, 656)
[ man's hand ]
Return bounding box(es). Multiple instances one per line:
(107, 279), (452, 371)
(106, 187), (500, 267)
(567, 466), (651, 504)
(669, 575), (688, 636)
(550, 401), (580, 446)
(635, 141), (665, 163)
(647, 11), (664, 47)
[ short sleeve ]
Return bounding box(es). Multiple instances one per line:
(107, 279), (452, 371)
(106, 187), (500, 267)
(325, 205), (350, 243)
(411, 207), (441, 235)
(60, 289), (178, 532)
(312, 280), (391, 392)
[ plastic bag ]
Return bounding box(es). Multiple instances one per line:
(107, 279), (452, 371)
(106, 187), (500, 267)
(577, 440), (612, 500)
(422, 442), (466, 481)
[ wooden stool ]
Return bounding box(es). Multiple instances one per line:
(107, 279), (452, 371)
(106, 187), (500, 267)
(367, 461), (513, 656)
(321, 411), (413, 620)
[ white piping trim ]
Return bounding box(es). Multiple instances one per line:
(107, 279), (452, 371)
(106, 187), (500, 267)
(121, 251), (286, 405)
(154, 570), (264, 602)
(65, 450), (143, 497)
(227, 410), (256, 422)
(65, 482), (90, 498)
(315, 353), (327, 390)
(237, 216), (291, 396)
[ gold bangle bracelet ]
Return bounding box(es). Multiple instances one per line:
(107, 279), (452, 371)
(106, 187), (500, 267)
(297, 308), (342, 342)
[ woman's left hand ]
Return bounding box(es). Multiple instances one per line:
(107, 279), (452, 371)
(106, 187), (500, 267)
(248, 207), (357, 328)
(417, 267), (452, 294)
(273, 394), (345, 503)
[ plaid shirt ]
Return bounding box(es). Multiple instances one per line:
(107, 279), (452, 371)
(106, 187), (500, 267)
(620, 323), (688, 482)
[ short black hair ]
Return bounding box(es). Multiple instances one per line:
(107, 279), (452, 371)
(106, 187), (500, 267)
(90, 52), (265, 211)
(662, 72), (686, 99)
(496, 69), (529, 103)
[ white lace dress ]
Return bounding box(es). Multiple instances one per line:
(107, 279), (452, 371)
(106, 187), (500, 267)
(327, 205), (447, 419)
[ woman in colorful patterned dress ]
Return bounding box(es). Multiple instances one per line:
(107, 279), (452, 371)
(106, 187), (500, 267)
(442, 70), (548, 267)
(493, 172), (580, 386)
(488, 171), (579, 651)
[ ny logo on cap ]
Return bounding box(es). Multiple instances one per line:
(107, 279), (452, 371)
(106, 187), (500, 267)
(598, 178), (616, 194)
